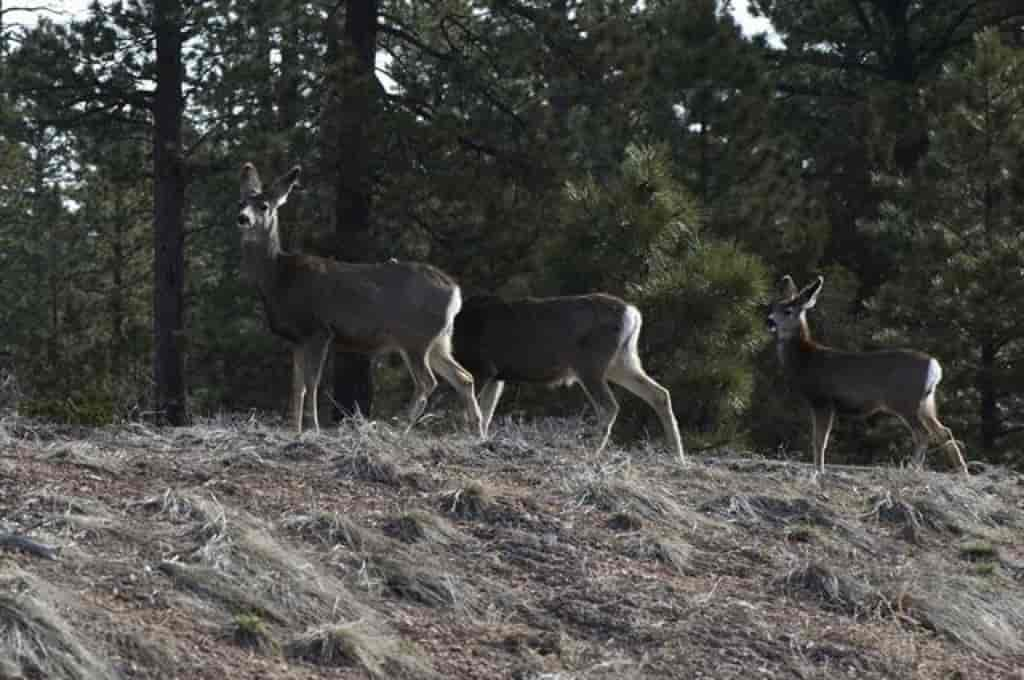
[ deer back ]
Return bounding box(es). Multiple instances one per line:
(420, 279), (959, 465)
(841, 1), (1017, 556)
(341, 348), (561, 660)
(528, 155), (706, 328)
(266, 257), (459, 352)
(454, 293), (629, 383)
(789, 342), (937, 414)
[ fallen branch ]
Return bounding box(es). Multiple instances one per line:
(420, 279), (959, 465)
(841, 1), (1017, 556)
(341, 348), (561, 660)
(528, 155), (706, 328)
(0, 532), (59, 560)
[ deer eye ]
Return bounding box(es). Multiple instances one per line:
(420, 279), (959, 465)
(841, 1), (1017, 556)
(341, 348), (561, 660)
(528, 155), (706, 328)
(784, 308), (795, 316)
(260, 201), (270, 211)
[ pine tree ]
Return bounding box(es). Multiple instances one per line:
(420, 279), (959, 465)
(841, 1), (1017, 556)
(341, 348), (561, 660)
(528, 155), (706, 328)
(551, 144), (769, 442)
(870, 30), (1024, 461)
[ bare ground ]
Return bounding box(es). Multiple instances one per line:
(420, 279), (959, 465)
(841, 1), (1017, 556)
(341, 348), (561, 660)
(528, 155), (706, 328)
(1, 414), (1023, 679)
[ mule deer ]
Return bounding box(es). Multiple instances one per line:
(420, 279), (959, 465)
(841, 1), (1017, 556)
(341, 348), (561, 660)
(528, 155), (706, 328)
(237, 163), (483, 436)
(767, 275), (968, 475)
(452, 294), (685, 461)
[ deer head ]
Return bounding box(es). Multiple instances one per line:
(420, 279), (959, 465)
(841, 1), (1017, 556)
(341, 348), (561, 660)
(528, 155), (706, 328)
(237, 164), (301, 259)
(767, 275), (822, 341)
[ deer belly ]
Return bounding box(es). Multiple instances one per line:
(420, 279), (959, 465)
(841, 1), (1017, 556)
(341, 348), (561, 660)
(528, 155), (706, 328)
(830, 393), (888, 417)
(494, 363), (577, 387)
(332, 329), (394, 354)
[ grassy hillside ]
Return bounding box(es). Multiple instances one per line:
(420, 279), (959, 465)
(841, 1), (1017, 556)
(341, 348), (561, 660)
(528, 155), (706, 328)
(1, 415), (1022, 679)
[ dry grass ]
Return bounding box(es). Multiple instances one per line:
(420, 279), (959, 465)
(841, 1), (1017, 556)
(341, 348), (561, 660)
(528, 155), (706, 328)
(437, 479), (495, 520)
(775, 562), (884, 617)
(229, 613), (278, 652)
(569, 465), (717, 533)
(382, 509), (468, 546)
(1, 414), (1023, 679)
(374, 557), (466, 609)
(0, 568), (117, 680)
(282, 510), (391, 553)
(620, 532), (695, 575)
(894, 572), (1024, 657)
(285, 620), (438, 679)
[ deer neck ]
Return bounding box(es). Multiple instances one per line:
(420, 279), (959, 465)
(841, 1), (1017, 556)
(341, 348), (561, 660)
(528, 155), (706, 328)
(776, 320), (817, 373)
(240, 222), (284, 294)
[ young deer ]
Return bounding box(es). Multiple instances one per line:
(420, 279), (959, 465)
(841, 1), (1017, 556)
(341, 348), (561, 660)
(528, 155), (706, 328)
(237, 163), (483, 436)
(453, 294), (685, 461)
(767, 275), (968, 475)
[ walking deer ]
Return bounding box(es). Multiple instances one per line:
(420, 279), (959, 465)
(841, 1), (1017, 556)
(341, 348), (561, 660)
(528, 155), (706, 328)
(767, 275), (968, 475)
(452, 294), (685, 461)
(237, 163), (483, 436)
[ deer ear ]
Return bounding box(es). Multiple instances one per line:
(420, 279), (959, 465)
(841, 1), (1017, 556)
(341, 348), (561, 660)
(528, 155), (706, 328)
(240, 163), (262, 198)
(800, 276), (824, 309)
(271, 166), (301, 208)
(779, 275), (798, 299)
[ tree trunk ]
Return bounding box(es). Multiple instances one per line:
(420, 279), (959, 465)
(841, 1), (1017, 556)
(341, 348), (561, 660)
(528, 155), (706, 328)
(328, 0), (379, 419)
(152, 0), (189, 425)
(110, 192), (125, 389)
(979, 339), (998, 453)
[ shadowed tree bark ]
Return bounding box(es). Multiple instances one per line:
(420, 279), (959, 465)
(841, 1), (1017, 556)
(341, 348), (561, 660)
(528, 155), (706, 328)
(329, 0), (379, 419)
(152, 0), (188, 425)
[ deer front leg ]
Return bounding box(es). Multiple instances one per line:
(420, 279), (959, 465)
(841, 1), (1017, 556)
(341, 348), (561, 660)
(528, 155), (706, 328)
(292, 346), (306, 433)
(579, 374), (620, 454)
(477, 379), (505, 440)
(294, 333), (332, 434)
(809, 403), (834, 474)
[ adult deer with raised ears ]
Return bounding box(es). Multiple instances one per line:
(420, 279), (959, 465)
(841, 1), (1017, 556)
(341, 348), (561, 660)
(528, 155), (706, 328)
(452, 294), (685, 462)
(767, 275), (968, 475)
(236, 163), (483, 436)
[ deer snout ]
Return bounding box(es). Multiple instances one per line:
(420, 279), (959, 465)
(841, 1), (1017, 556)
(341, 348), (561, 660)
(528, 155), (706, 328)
(766, 316), (778, 334)
(237, 213), (251, 227)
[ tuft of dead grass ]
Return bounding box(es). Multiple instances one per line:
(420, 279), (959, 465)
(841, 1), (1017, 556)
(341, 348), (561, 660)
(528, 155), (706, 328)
(863, 490), (954, 543)
(702, 493), (833, 527)
(47, 443), (121, 477)
(775, 562), (883, 617)
(276, 440), (329, 460)
(381, 510), (467, 547)
(893, 573), (1024, 657)
(160, 493), (372, 627)
(158, 560), (288, 625)
(126, 488), (204, 523)
(285, 620), (438, 679)
(282, 511), (391, 553)
(0, 568), (117, 680)
(571, 468), (719, 534)
(335, 448), (428, 487)
(374, 557), (466, 610)
(110, 627), (181, 671)
(958, 540), (1000, 564)
(621, 533), (695, 575)
(230, 613), (278, 653)
(438, 480), (495, 520)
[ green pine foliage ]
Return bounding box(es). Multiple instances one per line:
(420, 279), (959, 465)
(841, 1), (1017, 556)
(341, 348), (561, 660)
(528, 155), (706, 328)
(550, 144), (770, 443)
(0, 0), (1022, 461)
(869, 30), (1024, 462)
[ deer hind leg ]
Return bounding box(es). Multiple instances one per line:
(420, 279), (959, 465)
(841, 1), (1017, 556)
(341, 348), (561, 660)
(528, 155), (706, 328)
(607, 362), (684, 462)
(294, 333), (332, 434)
(577, 372), (620, 454)
(428, 336), (484, 438)
(401, 348), (439, 432)
(810, 403), (834, 474)
(477, 378), (505, 440)
(917, 394), (969, 475)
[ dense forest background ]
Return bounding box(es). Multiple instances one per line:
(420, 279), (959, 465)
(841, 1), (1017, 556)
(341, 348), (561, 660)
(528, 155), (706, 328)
(0, 0), (1022, 467)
